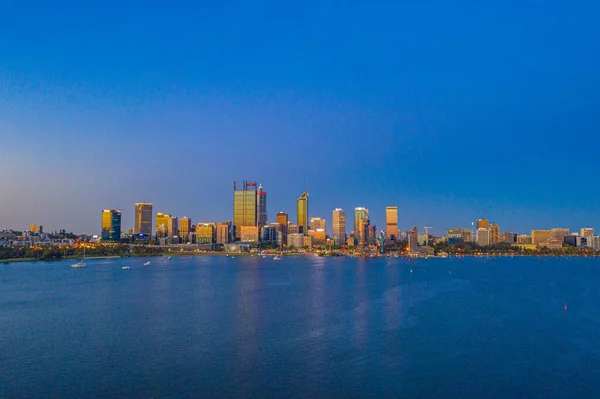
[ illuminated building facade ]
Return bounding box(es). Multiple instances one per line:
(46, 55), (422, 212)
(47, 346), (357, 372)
(233, 180), (258, 240)
(297, 190), (309, 234)
(257, 184), (268, 227)
(101, 209), (122, 242)
(385, 206), (398, 240)
(134, 202), (153, 236)
(332, 208), (346, 246)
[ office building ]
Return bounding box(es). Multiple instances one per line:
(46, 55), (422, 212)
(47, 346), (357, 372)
(551, 228), (569, 241)
(587, 236), (600, 250)
(276, 212), (289, 245)
(476, 219), (489, 230)
(240, 226), (259, 242)
(354, 207), (369, 244)
(180, 217), (192, 242)
(476, 228), (490, 246)
(385, 206), (399, 240)
(288, 224), (299, 234)
(332, 208), (346, 246)
(531, 230), (553, 245)
(287, 233), (304, 249)
(489, 223), (500, 244)
(581, 228), (595, 238)
(196, 223), (216, 244)
(297, 190), (309, 234)
(257, 184), (268, 227)
(309, 229), (327, 246)
(501, 232), (517, 243)
(517, 235), (533, 245)
(101, 209), (121, 242)
(539, 238), (563, 250)
(134, 202), (153, 236)
(216, 222), (231, 245)
(303, 235), (313, 248)
(407, 228), (419, 251)
(233, 180), (258, 240)
(29, 225), (43, 234)
(357, 218), (370, 246)
(310, 217), (326, 231)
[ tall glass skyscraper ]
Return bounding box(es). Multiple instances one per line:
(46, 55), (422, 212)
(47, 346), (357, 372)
(101, 209), (122, 242)
(233, 180), (258, 240)
(332, 208), (346, 245)
(385, 206), (398, 240)
(257, 184), (268, 227)
(134, 202), (153, 236)
(354, 207), (369, 244)
(297, 190), (309, 234)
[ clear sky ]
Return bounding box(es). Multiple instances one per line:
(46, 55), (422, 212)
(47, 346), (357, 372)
(1, 0), (599, 235)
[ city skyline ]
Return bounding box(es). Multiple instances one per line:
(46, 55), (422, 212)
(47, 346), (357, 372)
(2, 2), (600, 234)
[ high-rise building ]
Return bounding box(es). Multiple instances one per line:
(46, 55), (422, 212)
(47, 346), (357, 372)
(196, 223), (216, 244)
(29, 225), (43, 234)
(156, 212), (177, 238)
(233, 180), (258, 240)
(489, 223), (500, 244)
(180, 217), (192, 242)
(385, 206), (399, 240)
(476, 219), (489, 230)
(551, 228), (569, 240)
(476, 228), (490, 246)
(257, 184), (268, 227)
(309, 229), (327, 246)
(310, 217), (326, 231)
(581, 228), (595, 238)
(407, 227), (419, 250)
(134, 203), (153, 236)
(276, 212), (289, 245)
(101, 209), (122, 242)
(358, 218), (370, 246)
(517, 235), (533, 245)
(332, 208), (346, 246)
(240, 226), (259, 242)
(501, 232), (516, 243)
(287, 233), (304, 249)
(353, 207), (369, 244)
(531, 230), (552, 245)
(297, 190), (309, 234)
(216, 222), (231, 244)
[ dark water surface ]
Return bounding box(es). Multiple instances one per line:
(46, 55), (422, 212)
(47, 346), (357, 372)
(1, 256), (600, 398)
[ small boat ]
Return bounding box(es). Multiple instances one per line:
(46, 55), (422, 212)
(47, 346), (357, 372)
(143, 261), (151, 266)
(273, 255), (283, 261)
(166, 256), (172, 260)
(71, 247), (87, 268)
(122, 266), (131, 270)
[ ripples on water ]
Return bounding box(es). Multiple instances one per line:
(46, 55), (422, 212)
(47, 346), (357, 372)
(1, 256), (600, 398)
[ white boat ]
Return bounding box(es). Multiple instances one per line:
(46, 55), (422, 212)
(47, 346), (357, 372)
(122, 266), (131, 270)
(166, 256), (172, 260)
(71, 247), (87, 268)
(143, 261), (151, 266)
(273, 255), (283, 261)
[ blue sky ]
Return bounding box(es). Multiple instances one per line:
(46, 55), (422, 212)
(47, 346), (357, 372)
(1, 0), (599, 235)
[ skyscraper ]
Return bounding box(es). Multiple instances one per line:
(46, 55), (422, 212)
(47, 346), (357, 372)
(101, 209), (121, 242)
(180, 217), (192, 242)
(489, 223), (500, 244)
(476, 228), (490, 246)
(276, 212), (289, 245)
(332, 208), (346, 246)
(385, 206), (399, 240)
(310, 217), (326, 231)
(134, 202), (153, 236)
(257, 184), (268, 227)
(156, 212), (178, 238)
(476, 219), (489, 230)
(581, 228), (595, 237)
(233, 180), (258, 240)
(216, 221), (231, 244)
(297, 190), (309, 234)
(354, 207), (369, 242)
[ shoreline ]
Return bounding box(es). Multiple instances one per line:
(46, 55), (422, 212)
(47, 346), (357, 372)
(2, 253), (600, 264)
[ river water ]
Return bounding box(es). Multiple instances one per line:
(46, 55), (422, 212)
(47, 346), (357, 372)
(1, 255), (599, 398)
